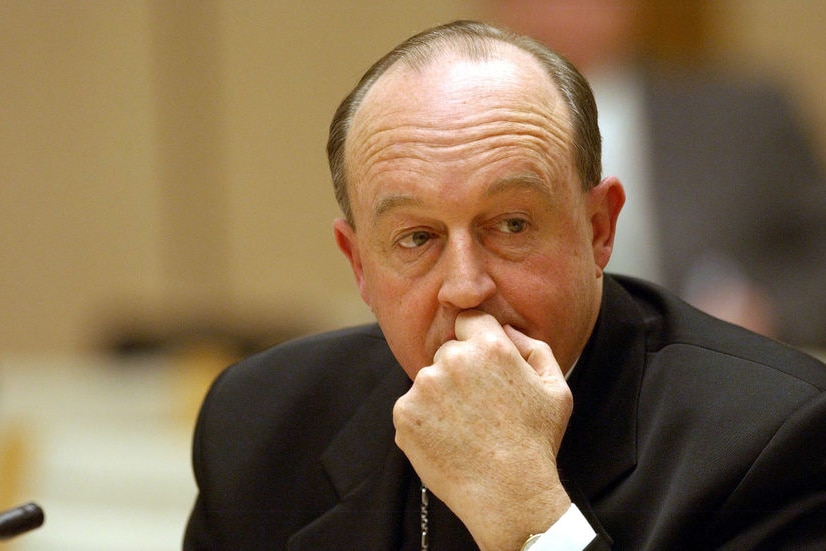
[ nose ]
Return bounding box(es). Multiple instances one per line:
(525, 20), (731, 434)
(436, 233), (496, 310)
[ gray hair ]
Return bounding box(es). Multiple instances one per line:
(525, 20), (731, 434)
(327, 20), (602, 224)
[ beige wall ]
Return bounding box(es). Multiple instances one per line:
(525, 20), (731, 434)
(1, 1), (480, 354)
(2, 2), (163, 354)
(709, 2), (826, 156)
(2, 1), (825, 354)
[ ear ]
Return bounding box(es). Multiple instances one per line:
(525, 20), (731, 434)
(587, 176), (625, 275)
(333, 218), (372, 307)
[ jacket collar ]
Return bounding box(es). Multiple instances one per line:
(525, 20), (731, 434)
(321, 362), (410, 499)
(559, 275), (647, 500)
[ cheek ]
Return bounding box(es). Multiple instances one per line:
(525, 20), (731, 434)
(361, 240), (439, 307)
(361, 263), (441, 370)
(500, 259), (567, 313)
(370, 275), (435, 334)
(497, 243), (593, 327)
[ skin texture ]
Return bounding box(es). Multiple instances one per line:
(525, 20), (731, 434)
(334, 43), (624, 550)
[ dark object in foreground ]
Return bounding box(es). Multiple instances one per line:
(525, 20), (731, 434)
(0, 502), (44, 540)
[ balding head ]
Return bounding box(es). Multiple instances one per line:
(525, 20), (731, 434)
(327, 20), (602, 225)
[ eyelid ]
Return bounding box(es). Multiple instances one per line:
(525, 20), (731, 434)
(489, 212), (531, 231)
(395, 228), (436, 249)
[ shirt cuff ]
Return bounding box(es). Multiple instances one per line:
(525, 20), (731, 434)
(527, 503), (597, 551)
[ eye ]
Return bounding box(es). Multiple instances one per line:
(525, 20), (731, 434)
(398, 230), (435, 249)
(496, 217), (528, 234)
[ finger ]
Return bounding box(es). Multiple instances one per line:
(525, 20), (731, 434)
(503, 324), (561, 379)
(453, 309), (507, 342)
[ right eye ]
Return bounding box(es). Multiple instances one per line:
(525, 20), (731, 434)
(398, 230), (434, 249)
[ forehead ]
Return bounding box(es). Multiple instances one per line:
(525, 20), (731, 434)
(344, 45), (574, 200)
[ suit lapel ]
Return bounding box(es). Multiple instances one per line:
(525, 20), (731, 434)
(560, 276), (647, 500)
(288, 363), (412, 550)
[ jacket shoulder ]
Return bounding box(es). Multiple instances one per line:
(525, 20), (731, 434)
(186, 325), (404, 548)
(614, 275), (826, 390)
(200, 323), (397, 421)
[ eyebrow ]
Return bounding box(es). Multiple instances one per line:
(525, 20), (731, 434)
(370, 173), (553, 222)
(484, 173), (553, 198)
(372, 194), (423, 221)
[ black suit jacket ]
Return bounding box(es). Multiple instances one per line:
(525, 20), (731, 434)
(184, 276), (826, 549)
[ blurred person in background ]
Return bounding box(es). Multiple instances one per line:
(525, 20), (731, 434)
(486, 0), (826, 347)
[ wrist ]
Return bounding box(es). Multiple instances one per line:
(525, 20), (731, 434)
(518, 504), (598, 551)
(476, 491), (571, 551)
(521, 533), (543, 550)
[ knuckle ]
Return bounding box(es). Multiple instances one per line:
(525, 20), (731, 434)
(474, 332), (512, 362)
(435, 344), (462, 365)
(486, 334), (511, 356)
(413, 364), (440, 389)
(534, 339), (553, 356)
(554, 385), (574, 417)
(392, 396), (407, 425)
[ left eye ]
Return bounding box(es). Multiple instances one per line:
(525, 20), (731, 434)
(496, 218), (528, 234)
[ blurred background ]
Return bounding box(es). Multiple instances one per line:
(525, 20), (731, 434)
(2, 1), (825, 549)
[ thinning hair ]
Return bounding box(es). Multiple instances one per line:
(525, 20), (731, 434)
(327, 20), (602, 225)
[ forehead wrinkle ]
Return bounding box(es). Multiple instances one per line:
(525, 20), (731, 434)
(355, 108), (570, 172)
(350, 61), (572, 161)
(346, 52), (576, 220)
(354, 115), (570, 225)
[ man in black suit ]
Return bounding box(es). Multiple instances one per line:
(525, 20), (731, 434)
(184, 21), (826, 550)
